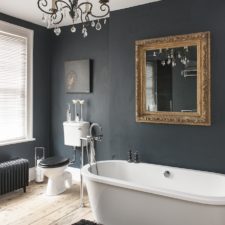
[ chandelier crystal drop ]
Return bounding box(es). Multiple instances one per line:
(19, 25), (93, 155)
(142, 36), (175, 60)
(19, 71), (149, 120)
(95, 20), (102, 31)
(54, 27), (61, 36)
(37, 0), (110, 36)
(71, 26), (76, 33)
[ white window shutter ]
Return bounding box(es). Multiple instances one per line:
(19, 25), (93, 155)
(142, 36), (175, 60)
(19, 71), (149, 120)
(0, 22), (33, 145)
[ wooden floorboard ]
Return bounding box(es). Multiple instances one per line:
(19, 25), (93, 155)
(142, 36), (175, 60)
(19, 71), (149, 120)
(0, 181), (94, 225)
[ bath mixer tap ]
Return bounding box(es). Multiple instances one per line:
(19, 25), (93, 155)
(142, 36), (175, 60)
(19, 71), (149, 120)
(89, 123), (103, 141)
(80, 123), (103, 208)
(128, 150), (133, 162)
(133, 151), (140, 163)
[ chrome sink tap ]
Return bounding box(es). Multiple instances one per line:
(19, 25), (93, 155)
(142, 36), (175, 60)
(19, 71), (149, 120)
(89, 123), (103, 141)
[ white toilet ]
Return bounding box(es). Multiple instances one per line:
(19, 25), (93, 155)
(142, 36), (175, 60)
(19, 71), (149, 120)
(39, 121), (90, 196)
(39, 156), (71, 195)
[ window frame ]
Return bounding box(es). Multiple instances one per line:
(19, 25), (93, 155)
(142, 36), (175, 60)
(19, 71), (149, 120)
(0, 20), (35, 146)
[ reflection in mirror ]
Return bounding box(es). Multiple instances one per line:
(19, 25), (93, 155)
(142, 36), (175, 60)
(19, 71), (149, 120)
(145, 46), (197, 112)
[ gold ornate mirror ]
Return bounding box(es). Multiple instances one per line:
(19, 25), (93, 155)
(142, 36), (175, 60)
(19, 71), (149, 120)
(136, 32), (211, 126)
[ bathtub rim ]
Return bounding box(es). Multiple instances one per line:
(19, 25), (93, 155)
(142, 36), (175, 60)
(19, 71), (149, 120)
(81, 160), (225, 206)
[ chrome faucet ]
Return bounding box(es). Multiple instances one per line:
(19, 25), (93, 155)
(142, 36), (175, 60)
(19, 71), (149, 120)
(89, 123), (103, 141)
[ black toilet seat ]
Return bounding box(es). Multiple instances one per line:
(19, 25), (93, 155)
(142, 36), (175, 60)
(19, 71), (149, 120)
(39, 156), (70, 168)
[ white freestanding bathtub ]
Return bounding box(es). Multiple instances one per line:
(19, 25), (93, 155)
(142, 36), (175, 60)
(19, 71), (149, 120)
(81, 160), (225, 225)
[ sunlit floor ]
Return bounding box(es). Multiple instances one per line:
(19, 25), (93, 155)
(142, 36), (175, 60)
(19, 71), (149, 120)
(0, 180), (94, 225)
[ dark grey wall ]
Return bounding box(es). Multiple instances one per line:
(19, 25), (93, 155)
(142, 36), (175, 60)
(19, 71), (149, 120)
(50, 0), (225, 173)
(0, 13), (51, 166)
(51, 23), (110, 166)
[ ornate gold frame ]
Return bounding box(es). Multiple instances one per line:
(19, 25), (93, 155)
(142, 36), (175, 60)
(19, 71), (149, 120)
(135, 32), (211, 126)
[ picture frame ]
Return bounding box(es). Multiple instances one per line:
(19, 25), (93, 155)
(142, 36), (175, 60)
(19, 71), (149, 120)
(64, 59), (91, 93)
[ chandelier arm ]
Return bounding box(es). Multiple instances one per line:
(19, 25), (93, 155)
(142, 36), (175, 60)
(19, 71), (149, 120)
(37, 0), (71, 16)
(68, 0), (73, 5)
(52, 12), (64, 24)
(77, 2), (110, 19)
(79, 2), (92, 22)
(55, 0), (72, 11)
(89, 3), (110, 18)
(76, 6), (84, 23)
(83, 2), (93, 14)
(85, 13), (90, 22)
(53, 0), (73, 25)
(37, 0), (55, 15)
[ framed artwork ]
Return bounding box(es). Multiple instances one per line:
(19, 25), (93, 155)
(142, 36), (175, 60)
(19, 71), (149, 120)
(64, 59), (90, 93)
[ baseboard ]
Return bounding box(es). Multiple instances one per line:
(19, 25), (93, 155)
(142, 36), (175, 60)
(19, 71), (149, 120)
(29, 166), (81, 183)
(29, 167), (36, 182)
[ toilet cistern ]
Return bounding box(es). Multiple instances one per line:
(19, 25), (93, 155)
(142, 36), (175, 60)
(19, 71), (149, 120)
(63, 121), (90, 147)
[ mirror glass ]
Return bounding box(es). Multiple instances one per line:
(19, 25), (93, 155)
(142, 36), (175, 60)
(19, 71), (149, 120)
(145, 46), (197, 112)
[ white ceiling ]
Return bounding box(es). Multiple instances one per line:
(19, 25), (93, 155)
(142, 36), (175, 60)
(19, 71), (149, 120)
(0, 0), (160, 27)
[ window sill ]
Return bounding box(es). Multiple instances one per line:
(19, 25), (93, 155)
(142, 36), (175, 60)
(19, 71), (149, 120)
(0, 138), (36, 147)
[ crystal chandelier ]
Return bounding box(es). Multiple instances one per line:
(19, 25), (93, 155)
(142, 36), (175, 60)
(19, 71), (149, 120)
(151, 46), (190, 67)
(37, 0), (110, 37)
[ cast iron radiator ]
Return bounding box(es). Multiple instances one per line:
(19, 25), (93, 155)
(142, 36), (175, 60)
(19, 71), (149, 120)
(0, 158), (29, 195)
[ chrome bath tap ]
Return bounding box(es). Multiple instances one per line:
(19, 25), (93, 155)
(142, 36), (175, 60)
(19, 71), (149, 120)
(89, 123), (103, 141)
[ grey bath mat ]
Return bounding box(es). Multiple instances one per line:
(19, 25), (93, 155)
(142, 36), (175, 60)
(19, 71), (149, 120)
(72, 219), (102, 225)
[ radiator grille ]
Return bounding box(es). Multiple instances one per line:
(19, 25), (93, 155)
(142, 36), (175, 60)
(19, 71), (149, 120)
(0, 158), (29, 195)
